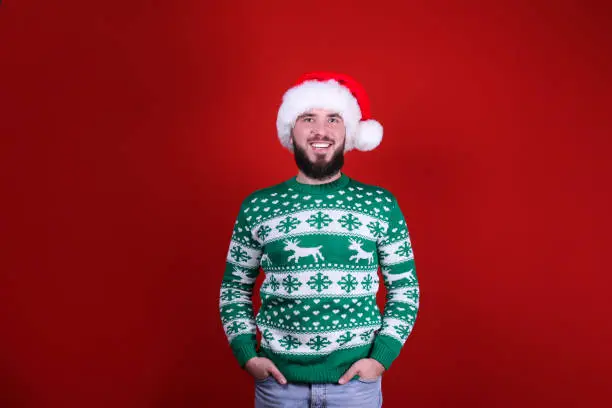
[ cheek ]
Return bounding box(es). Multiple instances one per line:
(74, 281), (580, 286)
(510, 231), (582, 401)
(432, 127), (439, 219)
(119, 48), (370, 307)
(292, 125), (310, 144)
(332, 125), (347, 143)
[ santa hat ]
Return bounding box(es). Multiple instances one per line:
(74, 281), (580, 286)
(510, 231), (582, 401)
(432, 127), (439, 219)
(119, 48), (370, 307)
(276, 72), (383, 152)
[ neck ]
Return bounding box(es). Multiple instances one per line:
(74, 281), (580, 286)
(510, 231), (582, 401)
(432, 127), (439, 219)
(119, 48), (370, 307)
(295, 170), (342, 185)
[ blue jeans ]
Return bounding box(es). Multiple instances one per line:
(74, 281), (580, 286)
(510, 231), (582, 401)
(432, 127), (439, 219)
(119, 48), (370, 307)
(254, 376), (383, 408)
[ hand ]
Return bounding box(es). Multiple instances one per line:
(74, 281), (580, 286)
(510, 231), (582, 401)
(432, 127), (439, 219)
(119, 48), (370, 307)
(338, 358), (385, 384)
(244, 357), (287, 384)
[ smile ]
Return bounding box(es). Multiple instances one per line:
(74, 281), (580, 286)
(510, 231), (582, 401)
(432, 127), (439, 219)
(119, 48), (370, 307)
(310, 142), (332, 151)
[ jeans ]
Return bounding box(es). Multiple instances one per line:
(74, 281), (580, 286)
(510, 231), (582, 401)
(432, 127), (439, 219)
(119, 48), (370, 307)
(254, 376), (383, 408)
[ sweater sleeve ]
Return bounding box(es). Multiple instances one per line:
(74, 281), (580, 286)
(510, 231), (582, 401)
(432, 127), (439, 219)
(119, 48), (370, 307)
(219, 196), (263, 369)
(369, 195), (420, 370)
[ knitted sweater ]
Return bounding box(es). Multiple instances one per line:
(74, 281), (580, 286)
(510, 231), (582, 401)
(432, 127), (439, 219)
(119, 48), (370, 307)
(219, 172), (419, 383)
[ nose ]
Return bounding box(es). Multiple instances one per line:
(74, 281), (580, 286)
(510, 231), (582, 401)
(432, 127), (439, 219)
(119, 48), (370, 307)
(311, 120), (327, 137)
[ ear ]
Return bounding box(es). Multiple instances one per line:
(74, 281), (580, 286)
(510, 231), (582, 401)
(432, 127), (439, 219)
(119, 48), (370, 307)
(288, 132), (295, 151)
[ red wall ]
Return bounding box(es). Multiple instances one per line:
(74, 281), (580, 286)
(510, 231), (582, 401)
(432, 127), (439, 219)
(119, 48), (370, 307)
(1, 1), (610, 407)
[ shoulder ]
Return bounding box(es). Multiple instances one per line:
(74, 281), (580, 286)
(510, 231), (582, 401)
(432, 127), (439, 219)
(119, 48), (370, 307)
(238, 179), (292, 208)
(348, 178), (398, 205)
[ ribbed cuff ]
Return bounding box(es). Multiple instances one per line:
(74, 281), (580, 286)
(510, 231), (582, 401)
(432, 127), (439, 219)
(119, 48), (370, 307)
(232, 341), (258, 368)
(369, 335), (401, 371)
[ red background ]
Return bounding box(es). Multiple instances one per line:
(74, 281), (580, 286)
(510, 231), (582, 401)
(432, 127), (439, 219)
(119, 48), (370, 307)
(1, 1), (610, 407)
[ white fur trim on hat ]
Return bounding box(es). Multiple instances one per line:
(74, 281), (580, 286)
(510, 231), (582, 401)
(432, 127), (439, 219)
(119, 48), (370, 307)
(277, 79), (365, 152)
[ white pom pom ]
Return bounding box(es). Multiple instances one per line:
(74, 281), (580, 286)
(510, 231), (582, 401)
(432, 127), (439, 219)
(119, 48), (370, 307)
(354, 120), (383, 151)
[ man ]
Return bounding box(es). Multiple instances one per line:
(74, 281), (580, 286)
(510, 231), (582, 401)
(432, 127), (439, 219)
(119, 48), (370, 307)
(219, 72), (419, 408)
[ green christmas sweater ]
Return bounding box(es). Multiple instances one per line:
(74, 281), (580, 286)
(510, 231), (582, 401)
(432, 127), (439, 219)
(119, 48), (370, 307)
(219, 172), (419, 383)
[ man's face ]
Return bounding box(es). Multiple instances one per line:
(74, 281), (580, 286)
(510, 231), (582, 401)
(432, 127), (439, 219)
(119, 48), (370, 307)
(291, 108), (346, 180)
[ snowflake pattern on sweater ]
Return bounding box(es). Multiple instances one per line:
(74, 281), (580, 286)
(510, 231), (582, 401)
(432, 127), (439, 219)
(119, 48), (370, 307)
(219, 173), (419, 379)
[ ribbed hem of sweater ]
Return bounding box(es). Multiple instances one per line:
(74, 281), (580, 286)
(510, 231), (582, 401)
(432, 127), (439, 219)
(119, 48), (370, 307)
(258, 343), (375, 384)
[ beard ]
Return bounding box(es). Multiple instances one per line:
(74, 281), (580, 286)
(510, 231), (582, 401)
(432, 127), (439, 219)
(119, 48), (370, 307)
(292, 138), (345, 180)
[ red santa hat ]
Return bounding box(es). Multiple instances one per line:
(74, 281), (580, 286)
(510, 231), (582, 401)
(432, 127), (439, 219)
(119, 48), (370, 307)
(276, 72), (383, 152)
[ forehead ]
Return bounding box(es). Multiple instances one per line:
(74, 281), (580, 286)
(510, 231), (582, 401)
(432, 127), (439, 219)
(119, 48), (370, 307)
(299, 108), (342, 117)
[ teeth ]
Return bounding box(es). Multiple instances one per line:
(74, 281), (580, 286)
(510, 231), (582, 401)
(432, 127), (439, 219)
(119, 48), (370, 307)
(312, 143), (330, 148)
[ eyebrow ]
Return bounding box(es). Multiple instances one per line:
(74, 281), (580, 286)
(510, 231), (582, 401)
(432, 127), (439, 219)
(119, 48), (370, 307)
(296, 113), (343, 119)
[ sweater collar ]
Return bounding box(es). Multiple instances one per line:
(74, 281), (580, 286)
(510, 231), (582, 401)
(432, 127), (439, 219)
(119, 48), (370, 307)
(285, 172), (351, 194)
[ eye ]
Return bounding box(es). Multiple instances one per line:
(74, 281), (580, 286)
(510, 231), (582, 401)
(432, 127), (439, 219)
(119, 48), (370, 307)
(328, 117), (340, 123)
(301, 117), (314, 123)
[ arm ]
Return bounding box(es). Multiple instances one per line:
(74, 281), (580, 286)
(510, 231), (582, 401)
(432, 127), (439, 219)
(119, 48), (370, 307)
(370, 196), (420, 370)
(219, 197), (263, 368)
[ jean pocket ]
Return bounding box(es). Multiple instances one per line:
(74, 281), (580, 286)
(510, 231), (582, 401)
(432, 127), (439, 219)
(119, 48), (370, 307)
(255, 375), (273, 384)
(357, 376), (381, 383)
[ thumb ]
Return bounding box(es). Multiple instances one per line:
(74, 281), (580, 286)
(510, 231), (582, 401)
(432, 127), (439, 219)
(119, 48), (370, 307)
(338, 362), (360, 384)
(267, 363), (287, 385)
